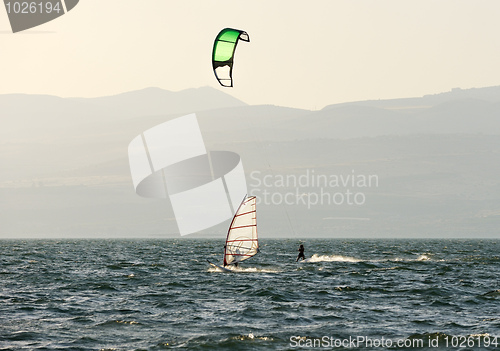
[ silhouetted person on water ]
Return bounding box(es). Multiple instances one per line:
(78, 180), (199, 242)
(296, 244), (305, 262)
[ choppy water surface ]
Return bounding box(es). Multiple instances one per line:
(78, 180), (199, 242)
(1, 239), (500, 350)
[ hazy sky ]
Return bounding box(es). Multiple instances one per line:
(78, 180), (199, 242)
(2, 0), (500, 110)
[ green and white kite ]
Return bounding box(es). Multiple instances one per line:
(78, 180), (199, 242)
(212, 28), (250, 87)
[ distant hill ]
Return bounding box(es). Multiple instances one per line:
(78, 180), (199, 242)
(323, 85), (500, 110)
(68, 86), (247, 117)
(1, 85), (499, 238)
(281, 98), (500, 139)
(0, 86), (247, 141)
(2, 85), (500, 142)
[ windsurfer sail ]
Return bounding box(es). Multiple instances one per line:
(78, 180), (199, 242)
(223, 195), (259, 266)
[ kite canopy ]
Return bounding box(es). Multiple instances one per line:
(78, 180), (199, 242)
(212, 28), (250, 87)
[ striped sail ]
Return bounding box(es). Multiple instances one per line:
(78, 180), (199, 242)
(223, 196), (258, 266)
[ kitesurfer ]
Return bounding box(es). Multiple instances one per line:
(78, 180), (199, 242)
(296, 244), (305, 262)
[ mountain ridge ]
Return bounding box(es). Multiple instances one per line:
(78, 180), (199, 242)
(1, 85), (500, 238)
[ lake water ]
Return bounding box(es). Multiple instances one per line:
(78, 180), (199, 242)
(1, 239), (499, 350)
